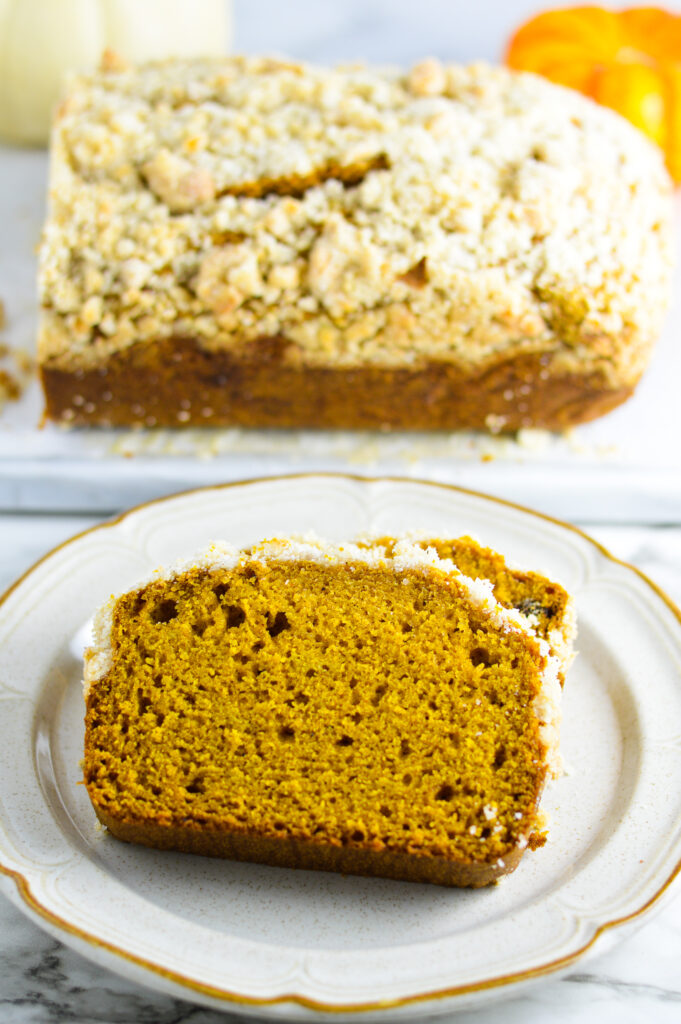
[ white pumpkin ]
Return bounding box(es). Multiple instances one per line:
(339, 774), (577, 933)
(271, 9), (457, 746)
(0, 0), (231, 145)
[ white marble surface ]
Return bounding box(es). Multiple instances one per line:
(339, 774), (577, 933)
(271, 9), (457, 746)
(0, 515), (680, 1023)
(1, 0), (681, 1020)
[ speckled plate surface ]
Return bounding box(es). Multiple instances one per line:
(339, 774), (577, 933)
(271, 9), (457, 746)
(0, 475), (680, 1020)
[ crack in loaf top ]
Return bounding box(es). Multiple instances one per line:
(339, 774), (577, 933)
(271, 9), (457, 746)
(39, 55), (673, 381)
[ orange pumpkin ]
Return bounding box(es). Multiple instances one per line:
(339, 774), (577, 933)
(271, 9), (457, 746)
(506, 6), (681, 181)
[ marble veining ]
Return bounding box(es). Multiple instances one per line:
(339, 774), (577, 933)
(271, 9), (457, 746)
(566, 972), (681, 1002)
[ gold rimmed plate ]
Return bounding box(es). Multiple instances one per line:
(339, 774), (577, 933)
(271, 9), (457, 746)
(1, 474), (680, 1020)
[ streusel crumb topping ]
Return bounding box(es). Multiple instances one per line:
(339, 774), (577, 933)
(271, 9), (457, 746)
(39, 55), (673, 383)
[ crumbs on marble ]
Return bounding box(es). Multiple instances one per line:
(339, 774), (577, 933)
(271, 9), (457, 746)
(101, 418), (617, 467)
(516, 428), (552, 453)
(0, 305), (36, 413)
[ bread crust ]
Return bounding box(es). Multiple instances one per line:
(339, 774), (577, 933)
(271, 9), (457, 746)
(91, 803), (523, 888)
(42, 335), (633, 431)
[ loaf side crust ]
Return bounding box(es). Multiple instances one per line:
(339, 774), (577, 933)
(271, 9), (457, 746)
(92, 803), (524, 888)
(42, 335), (635, 431)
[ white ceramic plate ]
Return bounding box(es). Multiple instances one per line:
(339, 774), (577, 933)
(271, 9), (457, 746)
(0, 475), (680, 1020)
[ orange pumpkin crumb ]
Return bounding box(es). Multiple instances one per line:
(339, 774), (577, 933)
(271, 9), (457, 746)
(506, 6), (681, 181)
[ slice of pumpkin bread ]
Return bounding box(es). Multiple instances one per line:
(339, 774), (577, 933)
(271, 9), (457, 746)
(370, 534), (576, 684)
(83, 536), (563, 888)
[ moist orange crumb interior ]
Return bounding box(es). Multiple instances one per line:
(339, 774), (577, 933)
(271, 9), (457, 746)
(84, 559), (548, 865)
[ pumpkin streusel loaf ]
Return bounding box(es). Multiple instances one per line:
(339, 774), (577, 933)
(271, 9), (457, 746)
(83, 537), (563, 887)
(41, 54), (673, 431)
(370, 534), (575, 683)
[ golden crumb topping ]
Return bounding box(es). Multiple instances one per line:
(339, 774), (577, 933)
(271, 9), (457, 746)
(40, 56), (673, 384)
